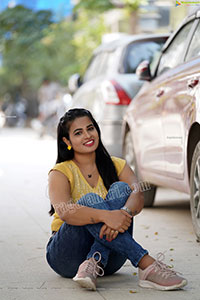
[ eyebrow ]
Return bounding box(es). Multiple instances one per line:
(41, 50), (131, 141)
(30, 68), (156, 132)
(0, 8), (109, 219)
(73, 123), (94, 134)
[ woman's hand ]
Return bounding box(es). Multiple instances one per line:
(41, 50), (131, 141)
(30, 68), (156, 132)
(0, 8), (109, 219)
(99, 224), (119, 241)
(102, 209), (132, 232)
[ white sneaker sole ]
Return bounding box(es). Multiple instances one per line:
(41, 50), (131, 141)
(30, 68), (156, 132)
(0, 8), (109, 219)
(73, 275), (96, 291)
(138, 279), (187, 291)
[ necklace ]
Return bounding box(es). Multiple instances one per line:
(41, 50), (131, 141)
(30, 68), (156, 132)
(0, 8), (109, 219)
(73, 159), (96, 179)
(87, 165), (96, 178)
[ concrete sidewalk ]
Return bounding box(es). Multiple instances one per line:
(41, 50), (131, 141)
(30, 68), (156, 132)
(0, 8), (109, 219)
(0, 128), (199, 300)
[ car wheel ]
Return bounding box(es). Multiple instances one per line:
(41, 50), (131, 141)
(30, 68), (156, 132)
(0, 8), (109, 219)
(190, 141), (200, 241)
(123, 130), (157, 207)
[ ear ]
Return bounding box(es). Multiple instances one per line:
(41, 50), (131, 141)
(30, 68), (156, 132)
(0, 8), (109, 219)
(62, 137), (71, 147)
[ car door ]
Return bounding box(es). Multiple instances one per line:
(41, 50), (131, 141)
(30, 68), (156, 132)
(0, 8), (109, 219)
(131, 20), (195, 180)
(158, 19), (198, 179)
(184, 19), (200, 126)
(130, 72), (166, 176)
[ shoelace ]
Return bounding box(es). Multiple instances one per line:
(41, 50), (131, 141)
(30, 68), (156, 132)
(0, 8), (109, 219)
(85, 251), (104, 277)
(152, 252), (180, 279)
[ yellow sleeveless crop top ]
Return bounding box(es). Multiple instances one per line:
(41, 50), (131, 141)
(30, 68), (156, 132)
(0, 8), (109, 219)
(49, 156), (126, 232)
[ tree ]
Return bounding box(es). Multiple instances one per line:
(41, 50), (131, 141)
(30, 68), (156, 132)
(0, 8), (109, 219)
(73, 12), (107, 75)
(75, 0), (147, 34)
(0, 5), (53, 103)
(0, 5), (107, 115)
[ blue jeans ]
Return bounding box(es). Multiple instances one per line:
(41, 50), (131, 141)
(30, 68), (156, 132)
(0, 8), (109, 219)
(46, 182), (148, 278)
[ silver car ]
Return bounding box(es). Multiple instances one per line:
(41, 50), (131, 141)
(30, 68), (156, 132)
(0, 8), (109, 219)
(68, 34), (169, 156)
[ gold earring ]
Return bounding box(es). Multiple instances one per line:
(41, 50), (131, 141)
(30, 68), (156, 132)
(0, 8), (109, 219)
(67, 145), (72, 151)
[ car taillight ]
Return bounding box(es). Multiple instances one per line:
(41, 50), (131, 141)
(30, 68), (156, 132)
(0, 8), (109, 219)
(101, 80), (131, 105)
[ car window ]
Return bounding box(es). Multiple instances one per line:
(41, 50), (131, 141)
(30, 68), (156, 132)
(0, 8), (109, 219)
(83, 50), (117, 82)
(125, 39), (166, 74)
(185, 20), (200, 61)
(157, 21), (193, 76)
(99, 51), (117, 74)
(83, 54), (102, 82)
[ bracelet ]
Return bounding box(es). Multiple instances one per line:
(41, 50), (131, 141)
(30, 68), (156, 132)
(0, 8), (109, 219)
(120, 206), (133, 217)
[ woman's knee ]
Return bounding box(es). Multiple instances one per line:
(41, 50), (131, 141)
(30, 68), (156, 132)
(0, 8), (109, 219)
(77, 193), (105, 208)
(105, 181), (132, 209)
(108, 182), (132, 199)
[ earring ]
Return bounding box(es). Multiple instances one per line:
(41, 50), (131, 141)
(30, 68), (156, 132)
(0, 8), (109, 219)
(67, 145), (72, 151)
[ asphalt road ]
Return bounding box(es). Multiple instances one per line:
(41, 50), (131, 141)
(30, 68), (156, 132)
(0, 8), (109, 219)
(0, 127), (199, 300)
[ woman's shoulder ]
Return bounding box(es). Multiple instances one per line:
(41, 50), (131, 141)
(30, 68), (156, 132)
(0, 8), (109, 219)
(49, 160), (74, 177)
(111, 156), (126, 175)
(111, 156), (125, 163)
(54, 160), (73, 168)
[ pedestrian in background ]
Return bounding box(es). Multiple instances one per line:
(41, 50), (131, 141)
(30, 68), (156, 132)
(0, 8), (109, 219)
(37, 78), (62, 122)
(46, 108), (187, 291)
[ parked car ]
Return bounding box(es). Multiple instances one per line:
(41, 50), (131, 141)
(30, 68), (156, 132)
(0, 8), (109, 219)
(68, 33), (169, 156)
(122, 9), (200, 241)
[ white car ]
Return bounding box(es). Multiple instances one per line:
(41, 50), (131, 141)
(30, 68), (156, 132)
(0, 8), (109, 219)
(68, 33), (169, 156)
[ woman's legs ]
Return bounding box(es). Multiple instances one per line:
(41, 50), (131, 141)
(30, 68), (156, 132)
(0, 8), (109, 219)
(46, 181), (131, 277)
(78, 182), (148, 269)
(46, 181), (148, 277)
(46, 223), (95, 278)
(76, 182), (187, 291)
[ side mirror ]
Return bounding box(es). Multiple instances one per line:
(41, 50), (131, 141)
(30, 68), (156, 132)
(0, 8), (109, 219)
(136, 60), (152, 81)
(68, 73), (82, 94)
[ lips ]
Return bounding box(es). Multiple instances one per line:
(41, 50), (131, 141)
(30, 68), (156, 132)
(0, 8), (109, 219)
(84, 139), (95, 147)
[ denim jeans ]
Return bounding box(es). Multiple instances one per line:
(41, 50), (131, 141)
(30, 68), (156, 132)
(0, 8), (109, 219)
(46, 181), (148, 278)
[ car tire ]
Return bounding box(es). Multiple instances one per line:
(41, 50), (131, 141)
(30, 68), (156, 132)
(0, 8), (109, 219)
(190, 141), (200, 241)
(123, 130), (157, 207)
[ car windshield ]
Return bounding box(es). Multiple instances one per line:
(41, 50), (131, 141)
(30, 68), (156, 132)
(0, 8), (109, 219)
(125, 39), (167, 74)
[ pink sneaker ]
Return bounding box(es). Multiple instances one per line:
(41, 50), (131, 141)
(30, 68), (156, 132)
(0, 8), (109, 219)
(138, 253), (187, 291)
(73, 251), (104, 291)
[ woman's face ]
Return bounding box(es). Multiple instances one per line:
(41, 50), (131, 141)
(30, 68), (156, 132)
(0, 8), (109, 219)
(64, 116), (99, 153)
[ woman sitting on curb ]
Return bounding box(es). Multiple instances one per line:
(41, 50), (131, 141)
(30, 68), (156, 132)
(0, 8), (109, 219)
(46, 108), (187, 291)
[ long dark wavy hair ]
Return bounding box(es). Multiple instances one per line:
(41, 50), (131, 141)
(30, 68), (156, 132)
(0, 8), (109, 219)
(49, 108), (119, 216)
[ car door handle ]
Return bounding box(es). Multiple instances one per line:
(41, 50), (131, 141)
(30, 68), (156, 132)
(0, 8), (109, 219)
(187, 78), (199, 88)
(156, 89), (164, 98)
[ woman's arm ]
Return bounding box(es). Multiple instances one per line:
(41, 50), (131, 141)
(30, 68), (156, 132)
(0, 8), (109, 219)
(49, 170), (106, 226)
(48, 170), (131, 230)
(118, 163), (144, 216)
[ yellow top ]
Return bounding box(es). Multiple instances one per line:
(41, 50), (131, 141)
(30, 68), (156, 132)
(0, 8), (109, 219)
(49, 156), (126, 232)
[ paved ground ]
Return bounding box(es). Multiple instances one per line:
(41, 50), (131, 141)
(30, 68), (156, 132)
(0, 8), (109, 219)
(0, 128), (200, 300)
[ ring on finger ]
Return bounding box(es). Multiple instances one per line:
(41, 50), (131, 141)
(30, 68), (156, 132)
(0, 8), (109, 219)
(111, 230), (115, 234)
(115, 230), (119, 234)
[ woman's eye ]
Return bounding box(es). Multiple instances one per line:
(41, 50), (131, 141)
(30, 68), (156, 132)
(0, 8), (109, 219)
(75, 131), (81, 136)
(88, 126), (94, 131)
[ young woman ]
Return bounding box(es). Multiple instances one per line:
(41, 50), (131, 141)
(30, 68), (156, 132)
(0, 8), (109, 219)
(46, 108), (187, 291)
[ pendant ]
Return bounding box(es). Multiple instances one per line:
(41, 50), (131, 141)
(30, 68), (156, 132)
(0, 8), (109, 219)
(88, 174), (92, 178)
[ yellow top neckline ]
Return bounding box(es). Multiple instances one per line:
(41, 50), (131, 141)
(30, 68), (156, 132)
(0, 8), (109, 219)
(71, 160), (100, 190)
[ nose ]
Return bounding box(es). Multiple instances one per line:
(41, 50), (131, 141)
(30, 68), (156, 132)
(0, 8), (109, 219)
(83, 130), (91, 138)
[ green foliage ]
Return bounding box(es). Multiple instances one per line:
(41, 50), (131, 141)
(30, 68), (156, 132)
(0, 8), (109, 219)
(73, 12), (107, 75)
(0, 5), (53, 98)
(0, 5), (107, 102)
(74, 0), (114, 13)
(75, 0), (146, 13)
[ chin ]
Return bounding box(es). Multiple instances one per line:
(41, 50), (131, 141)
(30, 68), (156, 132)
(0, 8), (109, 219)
(84, 144), (98, 153)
